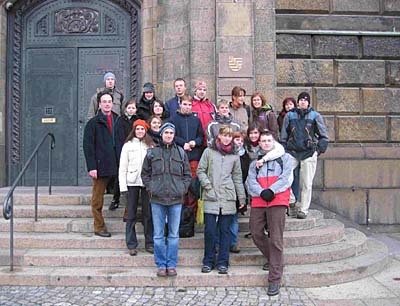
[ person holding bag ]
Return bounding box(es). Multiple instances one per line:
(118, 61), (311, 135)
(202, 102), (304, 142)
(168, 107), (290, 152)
(197, 125), (246, 274)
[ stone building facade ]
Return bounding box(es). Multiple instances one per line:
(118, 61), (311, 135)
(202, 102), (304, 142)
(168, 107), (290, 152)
(0, 0), (399, 225)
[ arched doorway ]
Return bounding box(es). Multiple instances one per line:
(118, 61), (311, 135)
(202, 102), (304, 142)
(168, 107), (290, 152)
(7, 0), (140, 185)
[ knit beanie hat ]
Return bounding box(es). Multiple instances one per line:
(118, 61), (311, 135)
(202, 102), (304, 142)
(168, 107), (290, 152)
(194, 81), (207, 91)
(143, 82), (155, 93)
(297, 92), (311, 105)
(133, 119), (149, 131)
(103, 72), (116, 83)
(159, 122), (175, 136)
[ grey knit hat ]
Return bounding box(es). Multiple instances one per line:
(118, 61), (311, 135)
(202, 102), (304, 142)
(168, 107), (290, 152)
(103, 72), (116, 83)
(159, 122), (175, 136)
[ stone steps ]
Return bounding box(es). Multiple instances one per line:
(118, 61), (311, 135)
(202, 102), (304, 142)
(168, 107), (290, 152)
(0, 239), (388, 287)
(0, 219), (344, 249)
(0, 187), (390, 287)
(0, 210), (324, 233)
(0, 229), (366, 267)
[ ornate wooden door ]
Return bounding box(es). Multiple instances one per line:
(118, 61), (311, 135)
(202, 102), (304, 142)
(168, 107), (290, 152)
(8, 0), (139, 185)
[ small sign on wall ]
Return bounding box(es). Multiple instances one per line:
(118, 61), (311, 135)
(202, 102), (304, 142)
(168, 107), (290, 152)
(41, 118), (56, 124)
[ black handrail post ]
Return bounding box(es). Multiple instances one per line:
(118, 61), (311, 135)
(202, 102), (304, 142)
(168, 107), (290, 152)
(10, 195), (14, 271)
(34, 154), (38, 222)
(48, 138), (53, 195)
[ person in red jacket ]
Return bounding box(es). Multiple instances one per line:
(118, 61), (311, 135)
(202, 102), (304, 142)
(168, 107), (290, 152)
(191, 81), (216, 146)
(246, 131), (293, 296)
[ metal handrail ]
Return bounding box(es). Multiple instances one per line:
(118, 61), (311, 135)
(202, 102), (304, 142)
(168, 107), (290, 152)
(2, 132), (55, 271)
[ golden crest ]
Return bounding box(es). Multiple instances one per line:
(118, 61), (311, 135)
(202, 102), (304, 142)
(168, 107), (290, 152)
(228, 56), (243, 72)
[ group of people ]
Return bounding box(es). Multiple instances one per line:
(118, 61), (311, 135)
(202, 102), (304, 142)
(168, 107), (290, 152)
(83, 73), (329, 296)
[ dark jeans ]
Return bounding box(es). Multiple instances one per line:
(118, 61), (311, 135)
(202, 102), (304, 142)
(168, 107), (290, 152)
(291, 166), (300, 201)
(126, 186), (153, 250)
(203, 212), (233, 269)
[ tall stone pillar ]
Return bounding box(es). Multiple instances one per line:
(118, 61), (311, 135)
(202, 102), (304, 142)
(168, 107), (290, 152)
(216, 0), (276, 107)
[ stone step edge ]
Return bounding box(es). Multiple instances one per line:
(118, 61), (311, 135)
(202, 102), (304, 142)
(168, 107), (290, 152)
(0, 238), (388, 288)
(0, 228), (366, 267)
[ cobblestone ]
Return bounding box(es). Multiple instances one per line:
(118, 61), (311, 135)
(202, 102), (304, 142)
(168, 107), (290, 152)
(0, 286), (319, 306)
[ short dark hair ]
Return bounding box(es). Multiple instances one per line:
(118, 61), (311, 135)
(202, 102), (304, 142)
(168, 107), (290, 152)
(97, 89), (113, 103)
(231, 86), (246, 98)
(174, 78), (186, 86)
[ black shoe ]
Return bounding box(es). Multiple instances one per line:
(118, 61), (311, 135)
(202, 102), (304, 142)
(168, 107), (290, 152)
(267, 283), (280, 296)
(244, 232), (252, 239)
(217, 266), (228, 274)
(94, 230), (111, 238)
(262, 262), (269, 271)
(145, 246), (154, 254)
(201, 265), (212, 273)
(108, 200), (119, 211)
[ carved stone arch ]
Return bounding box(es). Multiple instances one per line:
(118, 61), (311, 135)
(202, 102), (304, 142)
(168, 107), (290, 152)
(7, 0), (140, 168)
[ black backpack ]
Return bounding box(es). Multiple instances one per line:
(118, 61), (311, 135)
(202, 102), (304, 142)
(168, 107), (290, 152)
(179, 204), (195, 238)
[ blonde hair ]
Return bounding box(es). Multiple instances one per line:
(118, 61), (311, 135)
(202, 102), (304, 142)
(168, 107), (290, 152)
(218, 125), (233, 136)
(217, 98), (229, 109)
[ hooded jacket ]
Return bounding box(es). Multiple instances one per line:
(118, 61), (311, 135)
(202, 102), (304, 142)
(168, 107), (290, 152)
(192, 97), (216, 144)
(206, 113), (241, 146)
(197, 142), (246, 215)
(246, 152), (293, 208)
(137, 95), (156, 121)
(280, 107), (329, 160)
(141, 142), (192, 206)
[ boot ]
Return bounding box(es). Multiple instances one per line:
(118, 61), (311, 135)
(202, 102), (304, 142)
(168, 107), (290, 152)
(288, 202), (298, 218)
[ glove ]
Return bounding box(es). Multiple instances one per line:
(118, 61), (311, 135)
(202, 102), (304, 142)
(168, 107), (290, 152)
(260, 189), (275, 202)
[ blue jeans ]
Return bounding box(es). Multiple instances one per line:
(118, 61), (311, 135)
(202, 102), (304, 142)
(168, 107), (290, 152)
(216, 212), (238, 247)
(203, 213), (233, 268)
(151, 203), (182, 269)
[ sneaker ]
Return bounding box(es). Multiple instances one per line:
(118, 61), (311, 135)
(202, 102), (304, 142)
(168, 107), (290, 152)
(267, 283), (280, 296)
(230, 245), (241, 253)
(201, 265), (212, 273)
(94, 230), (111, 238)
(262, 262), (269, 271)
(167, 268), (177, 277)
(297, 211), (307, 219)
(217, 266), (228, 274)
(128, 249), (137, 256)
(108, 200), (119, 211)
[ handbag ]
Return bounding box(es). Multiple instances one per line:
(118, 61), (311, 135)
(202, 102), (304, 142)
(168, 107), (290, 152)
(196, 149), (212, 225)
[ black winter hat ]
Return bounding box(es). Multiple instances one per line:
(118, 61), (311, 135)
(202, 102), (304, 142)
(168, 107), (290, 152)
(143, 82), (155, 93)
(297, 92), (311, 105)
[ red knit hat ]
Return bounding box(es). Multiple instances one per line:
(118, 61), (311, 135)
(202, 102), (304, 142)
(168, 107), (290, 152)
(133, 119), (149, 131)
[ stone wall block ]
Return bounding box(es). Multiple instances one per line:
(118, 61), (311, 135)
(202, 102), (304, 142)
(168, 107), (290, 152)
(321, 146), (366, 159)
(388, 61), (400, 85)
(255, 75), (276, 107)
(255, 42), (275, 74)
(363, 88), (400, 113)
(276, 0), (329, 12)
(332, 0), (380, 13)
(276, 34), (311, 57)
(313, 36), (359, 58)
(313, 190), (367, 224)
(363, 37), (400, 59)
(324, 115), (336, 143)
(313, 160), (324, 188)
(255, 0), (274, 9)
(276, 87), (311, 104)
(276, 15), (394, 32)
(325, 160), (400, 188)
(190, 42), (215, 75)
(337, 60), (385, 86)
(364, 146), (400, 158)
(217, 37), (253, 53)
(162, 48), (190, 83)
(217, 3), (252, 37)
(383, 0), (400, 13)
(369, 189), (400, 224)
(390, 116), (400, 141)
(191, 0), (215, 8)
(163, 24), (189, 49)
(255, 9), (274, 42)
(277, 59), (333, 85)
(190, 8), (215, 42)
(337, 116), (386, 142)
(315, 88), (360, 113)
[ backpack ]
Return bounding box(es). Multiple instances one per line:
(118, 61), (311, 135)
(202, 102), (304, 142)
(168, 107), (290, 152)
(179, 203), (195, 238)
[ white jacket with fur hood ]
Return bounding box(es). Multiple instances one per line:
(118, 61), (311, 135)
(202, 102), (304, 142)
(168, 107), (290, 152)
(119, 138), (149, 192)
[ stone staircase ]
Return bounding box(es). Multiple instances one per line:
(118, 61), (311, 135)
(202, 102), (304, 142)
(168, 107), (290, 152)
(0, 187), (389, 287)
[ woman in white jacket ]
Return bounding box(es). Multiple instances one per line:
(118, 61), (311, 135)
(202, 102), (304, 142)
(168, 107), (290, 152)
(119, 119), (155, 256)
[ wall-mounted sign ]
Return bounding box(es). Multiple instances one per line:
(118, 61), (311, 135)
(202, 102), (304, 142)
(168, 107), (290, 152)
(218, 79), (253, 96)
(41, 118), (56, 123)
(219, 53), (253, 77)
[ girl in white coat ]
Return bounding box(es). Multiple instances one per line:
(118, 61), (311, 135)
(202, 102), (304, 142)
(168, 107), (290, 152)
(119, 119), (155, 256)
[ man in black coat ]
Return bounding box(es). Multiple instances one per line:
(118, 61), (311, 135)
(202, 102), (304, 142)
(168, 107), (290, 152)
(83, 90), (118, 237)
